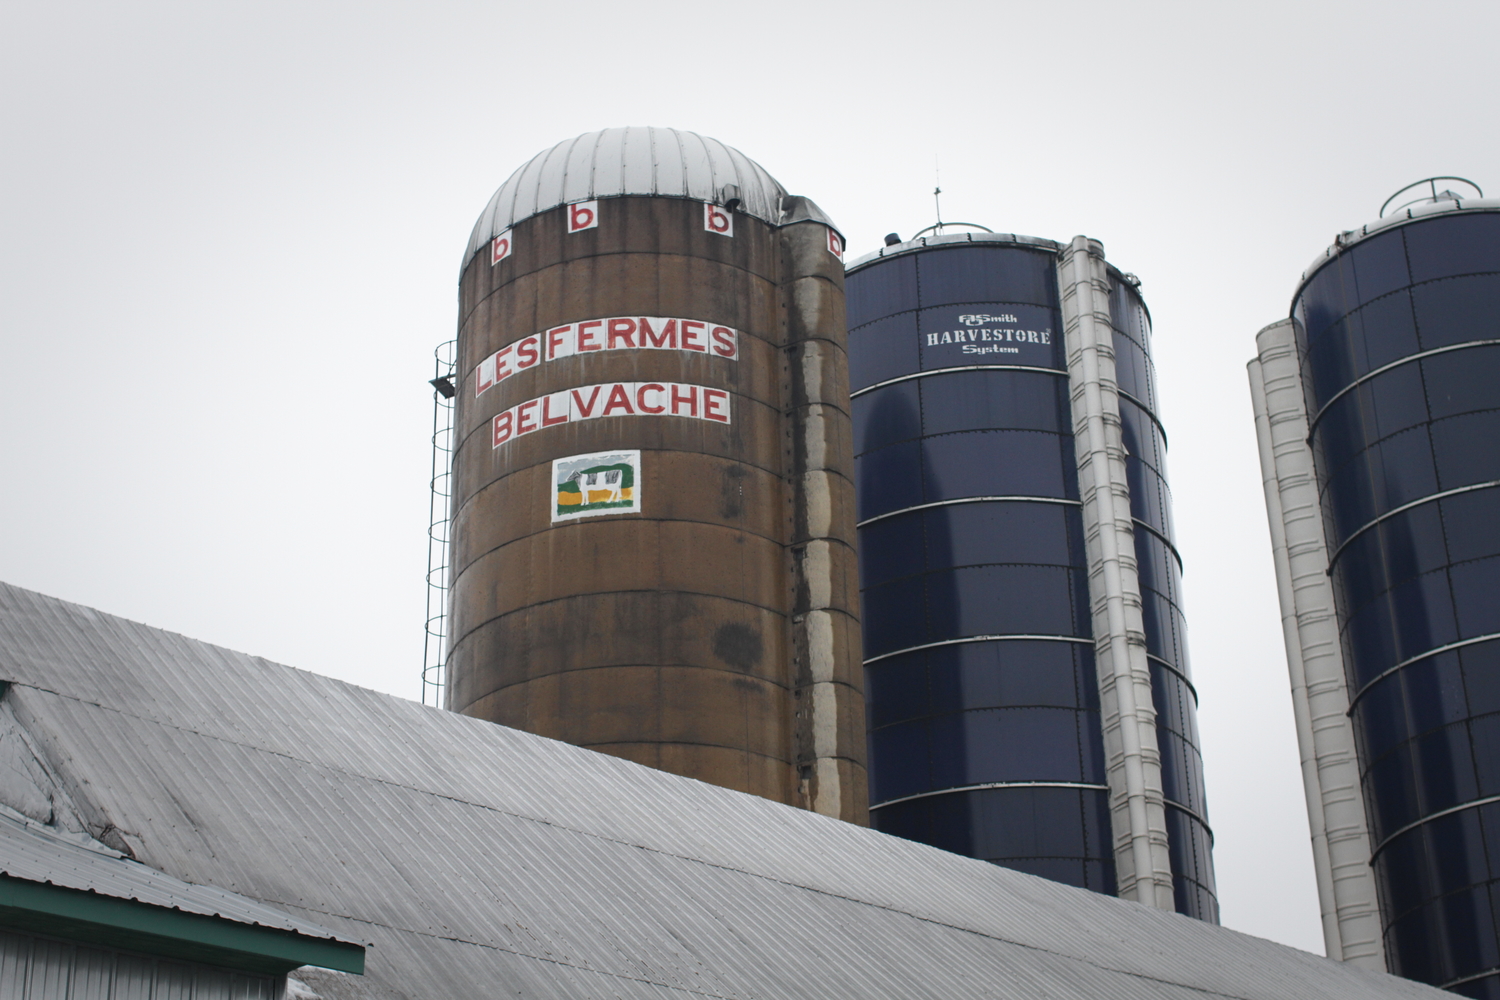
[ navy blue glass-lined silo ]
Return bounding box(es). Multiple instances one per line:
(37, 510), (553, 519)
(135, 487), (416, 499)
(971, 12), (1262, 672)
(847, 233), (1216, 921)
(1291, 197), (1500, 995)
(1114, 271), (1216, 922)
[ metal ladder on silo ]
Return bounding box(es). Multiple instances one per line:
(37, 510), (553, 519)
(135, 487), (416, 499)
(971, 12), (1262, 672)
(423, 340), (457, 707)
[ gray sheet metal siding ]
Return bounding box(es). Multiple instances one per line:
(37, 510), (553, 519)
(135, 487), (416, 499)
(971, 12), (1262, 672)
(848, 241), (1109, 895)
(1106, 277), (1217, 923)
(1293, 206), (1500, 994)
(0, 581), (1447, 1000)
(0, 929), (279, 1000)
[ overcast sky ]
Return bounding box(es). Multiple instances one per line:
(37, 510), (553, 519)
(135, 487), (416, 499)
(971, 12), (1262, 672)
(3, 0), (1496, 957)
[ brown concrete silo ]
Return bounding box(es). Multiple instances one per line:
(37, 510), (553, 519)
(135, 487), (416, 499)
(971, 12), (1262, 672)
(447, 128), (866, 823)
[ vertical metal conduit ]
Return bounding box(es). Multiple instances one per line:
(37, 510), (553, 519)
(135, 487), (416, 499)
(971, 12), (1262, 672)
(1057, 237), (1175, 910)
(423, 339), (456, 708)
(1249, 320), (1384, 968)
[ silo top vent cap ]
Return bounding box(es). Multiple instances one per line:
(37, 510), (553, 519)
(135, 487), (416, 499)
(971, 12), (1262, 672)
(465, 126), (836, 263)
(1380, 176), (1484, 218)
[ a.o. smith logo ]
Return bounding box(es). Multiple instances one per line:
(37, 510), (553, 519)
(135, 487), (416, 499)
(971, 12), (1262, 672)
(925, 317), (1052, 355)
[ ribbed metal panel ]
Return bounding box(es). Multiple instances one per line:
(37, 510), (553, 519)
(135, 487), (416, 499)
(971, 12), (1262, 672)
(463, 127), (812, 262)
(0, 811), (348, 944)
(0, 581), (1445, 1000)
(0, 930), (277, 1000)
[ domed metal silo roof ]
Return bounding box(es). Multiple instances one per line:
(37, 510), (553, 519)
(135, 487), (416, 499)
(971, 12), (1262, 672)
(465, 126), (832, 261)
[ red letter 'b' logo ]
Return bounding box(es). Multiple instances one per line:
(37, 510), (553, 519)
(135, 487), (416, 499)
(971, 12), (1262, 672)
(491, 229), (513, 265)
(568, 201), (598, 233)
(704, 202), (733, 237)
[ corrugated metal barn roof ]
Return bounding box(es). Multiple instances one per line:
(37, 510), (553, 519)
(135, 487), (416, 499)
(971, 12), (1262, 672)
(0, 809), (351, 944)
(0, 581), (1443, 999)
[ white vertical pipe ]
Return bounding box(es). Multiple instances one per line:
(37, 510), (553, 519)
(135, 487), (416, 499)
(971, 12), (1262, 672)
(1057, 237), (1176, 910)
(1248, 320), (1385, 969)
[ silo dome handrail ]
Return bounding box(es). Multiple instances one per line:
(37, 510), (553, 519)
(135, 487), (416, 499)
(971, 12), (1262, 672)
(910, 221), (995, 239)
(1379, 176), (1484, 218)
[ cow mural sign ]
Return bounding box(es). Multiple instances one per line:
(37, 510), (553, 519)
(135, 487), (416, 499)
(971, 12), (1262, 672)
(552, 450), (640, 522)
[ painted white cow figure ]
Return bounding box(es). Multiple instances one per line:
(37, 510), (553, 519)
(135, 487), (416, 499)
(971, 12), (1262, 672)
(567, 468), (624, 503)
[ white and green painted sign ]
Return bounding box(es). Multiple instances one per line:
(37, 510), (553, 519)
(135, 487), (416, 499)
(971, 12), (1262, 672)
(552, 450), (641, 522)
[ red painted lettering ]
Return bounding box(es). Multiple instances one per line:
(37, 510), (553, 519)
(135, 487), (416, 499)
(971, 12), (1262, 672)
(602, 383), (634, 416)
(492, 411), (513, 447)
(493, 344), (514, 381)
(607, 317), (637, 349)
(568, 201), (597, 232)
(680, 320), (707, 352)
(827, 228), (843, 259)
(492, 382), (730, 449)
(670, 384), (698, 417)
(702, 388), (730, 423)
(710, 326), (736, 357)
(491, 230), (512, 265)
(515, 400), (539, 434)
(515, 335), (539, 368)
(704, 202), (732, 236)
(541, 394), (568, 426)
(475, 357), (495, 396)
(637, 383), (666, 414)
(640, 317), (676, 349)
(576, 320), (603, 352)
(571, 385), (602, 418)
(547, 325), (572, 360)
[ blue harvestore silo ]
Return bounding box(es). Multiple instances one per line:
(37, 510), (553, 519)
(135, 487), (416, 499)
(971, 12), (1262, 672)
(848, 230), (1216, 921)
(1252, 179), (1500, 990)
